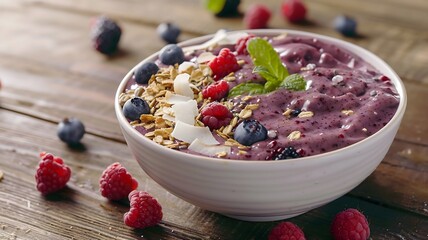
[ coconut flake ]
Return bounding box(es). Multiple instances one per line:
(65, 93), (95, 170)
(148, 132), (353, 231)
(174, 73), (194, 98)
(172, 120), (219, 145)
(178, 61), (196, 73)
(188, 139), (231, 157)
(172, 100), (198, 125)
(165, 91), (192, 104)
(196, 52), (216, 63)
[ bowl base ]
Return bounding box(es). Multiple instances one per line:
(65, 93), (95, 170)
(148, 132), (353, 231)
(223, 211), (306, 222)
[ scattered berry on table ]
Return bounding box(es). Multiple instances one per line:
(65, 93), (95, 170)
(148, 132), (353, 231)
(99, 162), (138, 201)
(243, 4), (271, 29)
(206, 0), (241, 17)
(57, 118), (85, 145)
(124, 190), (163, 229)
(157, 22), (181, 44)
(208, 48), (240, 81)
(123, 97), (150, 121)
(202, 80), (229, 101)
(35, 152), (71, 195)
(331, 208), (370, 240)
(333, 15), (358, 37)
(234, 119), (268, 146)
(134, 62), (159, 84)
(281, 0), (307, 23)
(91, 16), (122, 55)
(159, 44), (185, 65)
(274, 146), (301, 160)
(268, 221), (306, 240)
(200, 102), (233, 130)
(235, 34), (255, 55)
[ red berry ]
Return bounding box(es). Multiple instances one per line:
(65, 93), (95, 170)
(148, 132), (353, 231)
(124, 190), (163, 229)
(282, 0), (307, 23)
(208, 48), (240, 80)
(201, 102), (233, 130)
(235, 34), (255, 55)
(99, 162), (138, 201)
(35, 152), (71, 195)
(268, 221), (306, 240)
(202, 80), (229, 101)
(244, 4), (271, 29)
(331, 208), (370, 240)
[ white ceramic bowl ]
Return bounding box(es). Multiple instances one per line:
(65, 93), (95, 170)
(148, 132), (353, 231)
(115, 30), (407, 222)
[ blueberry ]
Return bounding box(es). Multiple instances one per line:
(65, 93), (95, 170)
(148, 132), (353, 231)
(91, 16), (122, 55)
(234, 119), (268, 146)
(57, 118), (85, 144)
(159, 44), (185, 65)
(157, 22), (181, 44)
(333, 15), (357, 37)
(134, 62), (159, 84)
(123, 97), (150, 121)
(274, 146), (300, 160)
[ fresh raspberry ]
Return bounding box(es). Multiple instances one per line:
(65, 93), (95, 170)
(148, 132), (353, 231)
(235, 34), (255, 55)
(35, 152), (71, 195)
(208, 48), (240, 80)
(202, 80), (229, 101)
(243, 4), (271, 29)
(124, 190), (163, 229)
(201, 102), (233, 130)
(268, 221), (306, 240)
(99, 162), (138, 201)
(281, 0), (307, 23)
(331, 208), (370, 240)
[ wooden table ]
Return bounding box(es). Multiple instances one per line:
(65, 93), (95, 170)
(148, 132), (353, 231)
(0, 0), (427, 239)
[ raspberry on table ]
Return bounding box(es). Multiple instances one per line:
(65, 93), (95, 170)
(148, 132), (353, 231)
(268, 221), (306, 240)
(243, 4), (271, 29)
(91, 16), (122, 55)
(331, 208), (370, 240)
(281, 0), (307, 23)
(35, 152), (71, 195)
(124, 190), (163, 229)
(208, 48), (240, 81)
(202, 80), (229, 101)
(235, 34), (255, 55)
(99, 162), (139, 201)
(200, 102), (233, 130)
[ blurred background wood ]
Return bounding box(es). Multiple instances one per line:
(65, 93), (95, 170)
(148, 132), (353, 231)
(0, 0), (427, 239)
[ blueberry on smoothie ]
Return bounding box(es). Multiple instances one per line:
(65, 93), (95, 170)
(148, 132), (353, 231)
(159, 44), (185, 65)
(57, 118), (85, 144)
(123, 97), (150, 121)
(333, 15), (357, 37)
(157, 22), (181, 44)
(134, 62), (159, 84)
(234, 119), (268, 146)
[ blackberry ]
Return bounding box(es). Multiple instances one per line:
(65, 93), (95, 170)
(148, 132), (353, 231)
(274, 146), (300, 160)
(91, 16), (122, 55)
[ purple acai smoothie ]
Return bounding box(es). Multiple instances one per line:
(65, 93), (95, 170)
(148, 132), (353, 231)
(119, 33), (399, 161)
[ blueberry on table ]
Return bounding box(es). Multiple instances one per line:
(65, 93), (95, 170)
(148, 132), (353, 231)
(234, 119), (268, 146)
(333, 15), (357, 37)
(91, 16), (122, 55)
(123, 97), (150, 121)
(274, 146), (300, 160)
(159, 44), (185, 66)
(134, 62), (159, 84)
(157, 22), (181, 44)
(57, 118), (85, 144)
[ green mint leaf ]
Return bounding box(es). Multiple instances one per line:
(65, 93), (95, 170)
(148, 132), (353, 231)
(205, 0), (226, 14)
(247, 38), (289, 85)
(228, 83), (266, 97)
(280, 74), (306, 91)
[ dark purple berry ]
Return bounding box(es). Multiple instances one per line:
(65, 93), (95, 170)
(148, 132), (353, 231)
(234, 119), (268, 146)
(333, 15), (357, 37)
(134, 62), (159, 84)
(57, 118), (85, 145)
(123, 97), (150, 121)
(91, 16), (122, 55)
(274, 146), (300, 160)
(291, 108), (301, 117)
(157, 22), (181, 44)
(159, 44), (185, 66)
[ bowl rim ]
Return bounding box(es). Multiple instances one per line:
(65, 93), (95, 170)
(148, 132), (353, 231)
(115, 29), (407, 165)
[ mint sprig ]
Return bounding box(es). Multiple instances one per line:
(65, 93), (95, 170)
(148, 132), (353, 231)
(228, 38), (306, 97)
